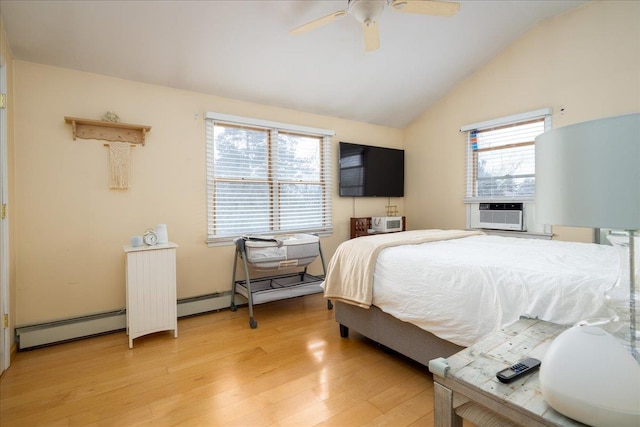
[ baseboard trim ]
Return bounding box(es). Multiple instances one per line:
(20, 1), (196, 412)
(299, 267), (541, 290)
(15, 291), (245, 351)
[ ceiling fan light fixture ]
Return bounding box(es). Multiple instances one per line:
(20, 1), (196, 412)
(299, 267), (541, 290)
(291, 0), (461, 52)
(349, 0), (386, 24)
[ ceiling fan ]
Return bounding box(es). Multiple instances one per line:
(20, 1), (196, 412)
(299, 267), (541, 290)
(291, 0), (461, 52)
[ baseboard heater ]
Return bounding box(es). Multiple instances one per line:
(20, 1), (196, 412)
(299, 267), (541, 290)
(15, 291), (243, 350)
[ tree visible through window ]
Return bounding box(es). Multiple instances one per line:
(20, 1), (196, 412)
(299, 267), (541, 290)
(465, 116), (548, 201)
(206, 116), (332, 242)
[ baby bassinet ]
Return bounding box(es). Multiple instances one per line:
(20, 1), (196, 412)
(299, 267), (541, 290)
(230, 234), (331, 328)
(242, 234), (321, 270)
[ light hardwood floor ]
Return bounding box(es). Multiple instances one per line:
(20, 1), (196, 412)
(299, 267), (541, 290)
(0, 293), (449, 426)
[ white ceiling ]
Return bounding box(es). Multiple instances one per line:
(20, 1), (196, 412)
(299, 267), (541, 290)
(1, 0), (586, 128)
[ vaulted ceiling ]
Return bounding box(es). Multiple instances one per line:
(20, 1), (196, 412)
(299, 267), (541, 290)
(0, 0), (586, 128)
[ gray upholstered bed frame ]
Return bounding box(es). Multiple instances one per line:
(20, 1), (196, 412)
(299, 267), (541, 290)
(335, 301), (464, 366)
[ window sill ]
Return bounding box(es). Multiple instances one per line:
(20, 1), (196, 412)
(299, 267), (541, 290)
(470, 228), (553, 240)
(206, 230), (333, 248)
(464, 198), (535, 204)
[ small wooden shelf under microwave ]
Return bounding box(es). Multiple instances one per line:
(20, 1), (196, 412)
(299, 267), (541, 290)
(350, 217), (406, 239)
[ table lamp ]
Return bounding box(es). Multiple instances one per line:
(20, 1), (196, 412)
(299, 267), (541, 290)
(535, 112), (640, 426)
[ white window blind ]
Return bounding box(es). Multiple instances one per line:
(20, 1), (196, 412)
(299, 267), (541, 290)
(462, 109), (551, 202)
(205, 113), (333, 243)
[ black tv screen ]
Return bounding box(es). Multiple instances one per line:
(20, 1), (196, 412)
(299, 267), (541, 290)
(339, 142), (404, 197)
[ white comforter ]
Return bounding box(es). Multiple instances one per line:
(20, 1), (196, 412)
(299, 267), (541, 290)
(372, 235), (619, 347)
(323, 229), (482, 308)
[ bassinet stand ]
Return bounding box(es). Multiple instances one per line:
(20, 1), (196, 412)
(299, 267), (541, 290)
(230, 236), (332, 329)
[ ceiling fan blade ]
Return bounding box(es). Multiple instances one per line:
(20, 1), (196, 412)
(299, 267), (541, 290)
(363, 21), (380, 52)
(290, 9), (348, 34)
(390, 0), (460, 17)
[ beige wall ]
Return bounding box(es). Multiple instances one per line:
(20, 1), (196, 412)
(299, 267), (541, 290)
(8, 0), (640, 327)
(404, 0), (640, 242)
(12, 61), (402, 325)
(0, 16), (16, 350)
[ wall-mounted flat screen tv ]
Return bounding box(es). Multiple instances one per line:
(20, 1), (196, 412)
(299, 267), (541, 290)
(339, 142), (404, 197)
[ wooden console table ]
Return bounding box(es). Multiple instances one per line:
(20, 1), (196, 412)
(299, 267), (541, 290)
(350, 216), (406, 239)
(429, 318), (583, 427)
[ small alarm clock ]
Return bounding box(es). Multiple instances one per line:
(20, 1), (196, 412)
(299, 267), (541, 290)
(143, 229), (158, 246)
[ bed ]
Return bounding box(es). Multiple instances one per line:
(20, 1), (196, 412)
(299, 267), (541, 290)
(323, 229), (619, 365)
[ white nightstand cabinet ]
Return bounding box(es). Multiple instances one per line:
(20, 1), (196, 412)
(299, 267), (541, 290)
(124, 242), (178, 348)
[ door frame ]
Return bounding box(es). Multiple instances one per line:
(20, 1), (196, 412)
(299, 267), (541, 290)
(0, 57), (10, 373)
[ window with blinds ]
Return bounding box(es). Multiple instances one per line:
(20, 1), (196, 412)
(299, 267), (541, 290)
(462, 110), (551, 202)
(205, 113), (333, 243)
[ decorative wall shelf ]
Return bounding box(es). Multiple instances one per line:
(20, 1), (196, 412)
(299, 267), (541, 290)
(64, 116), (151, 145)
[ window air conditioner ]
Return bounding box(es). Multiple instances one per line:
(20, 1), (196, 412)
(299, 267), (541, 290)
(478, 203), (525, 231)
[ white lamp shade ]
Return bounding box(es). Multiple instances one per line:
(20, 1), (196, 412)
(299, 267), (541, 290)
(535, 113), (640, 230)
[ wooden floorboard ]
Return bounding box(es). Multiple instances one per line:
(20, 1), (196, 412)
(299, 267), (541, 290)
(0, 293), (460, 426)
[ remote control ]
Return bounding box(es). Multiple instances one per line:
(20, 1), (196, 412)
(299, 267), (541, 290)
(496, 357), (541, 383)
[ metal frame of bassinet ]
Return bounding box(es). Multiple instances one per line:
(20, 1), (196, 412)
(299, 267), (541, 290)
(230, 236), (332, 328)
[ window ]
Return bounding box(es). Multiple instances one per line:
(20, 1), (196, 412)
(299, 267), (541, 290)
(205, 113), (333, 244)
(461, 109), (551, 202)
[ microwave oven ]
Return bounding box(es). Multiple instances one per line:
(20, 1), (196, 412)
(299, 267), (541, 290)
(371, 216), (403, 233)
